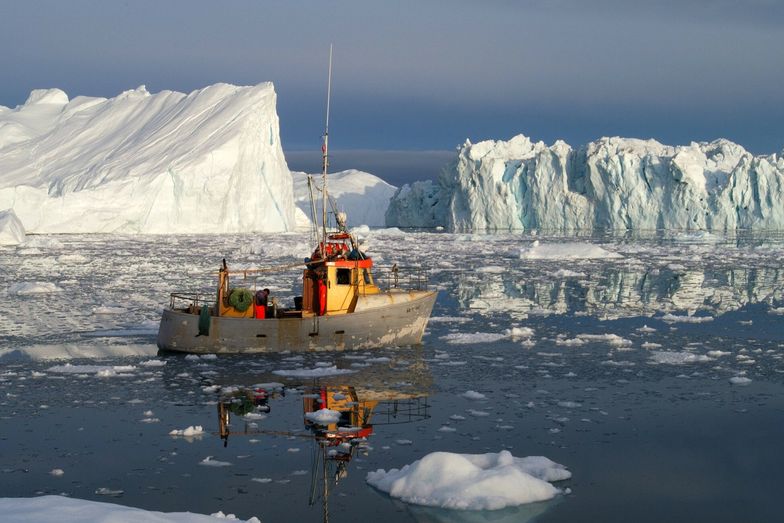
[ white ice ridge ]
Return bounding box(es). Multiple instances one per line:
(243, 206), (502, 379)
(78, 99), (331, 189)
(386, 134), (784, 231)
(0, 83), (295, 234)
(292, 170), (397, 228)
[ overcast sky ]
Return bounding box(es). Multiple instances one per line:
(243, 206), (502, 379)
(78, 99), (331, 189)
(2, 0), (782, 181)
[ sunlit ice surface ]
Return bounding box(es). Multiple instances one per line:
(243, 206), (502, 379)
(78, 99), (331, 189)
(1, 229), (784, 522)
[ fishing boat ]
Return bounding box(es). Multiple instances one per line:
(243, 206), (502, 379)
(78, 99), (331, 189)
(156, 48), (437, 354)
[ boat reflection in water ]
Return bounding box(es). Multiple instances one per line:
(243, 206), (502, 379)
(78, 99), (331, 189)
(216, 381), (430, 523)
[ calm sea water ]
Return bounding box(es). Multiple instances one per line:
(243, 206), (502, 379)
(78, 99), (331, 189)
(1, 230), (783, 522)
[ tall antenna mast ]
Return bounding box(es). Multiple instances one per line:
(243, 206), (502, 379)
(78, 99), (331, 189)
(321, 44), (333, 248)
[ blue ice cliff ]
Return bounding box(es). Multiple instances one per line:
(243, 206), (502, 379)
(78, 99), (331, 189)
(386, 135), (784, 231)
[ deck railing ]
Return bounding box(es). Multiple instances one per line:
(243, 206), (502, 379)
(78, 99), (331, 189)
(169, 292), (214, 311)
(376, 265), (430, 292)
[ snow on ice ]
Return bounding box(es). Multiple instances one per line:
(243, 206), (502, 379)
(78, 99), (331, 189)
(0, 496), (261, 523)
(386, 134), (784, 231)
(366, 450), (570, 510)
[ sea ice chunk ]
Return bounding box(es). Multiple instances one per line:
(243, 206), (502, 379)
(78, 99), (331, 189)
(366, 450), (570, 510)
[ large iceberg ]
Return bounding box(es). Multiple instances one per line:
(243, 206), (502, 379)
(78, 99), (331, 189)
(386, 135), (784, 231)
(292, 169), (397, 228)
(0, 83), (295, 233)
(0, 208), (25, 245)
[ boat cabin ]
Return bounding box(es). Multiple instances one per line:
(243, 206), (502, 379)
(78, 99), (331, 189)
(215, 235), (381, 320)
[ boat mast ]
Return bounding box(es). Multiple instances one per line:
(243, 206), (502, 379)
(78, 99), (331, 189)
(321, 44), (333, 250)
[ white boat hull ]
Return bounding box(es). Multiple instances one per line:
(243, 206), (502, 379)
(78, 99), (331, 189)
(157, 290), (437, 354)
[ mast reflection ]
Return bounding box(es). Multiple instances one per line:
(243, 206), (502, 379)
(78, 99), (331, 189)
(216, 380), (430, 523)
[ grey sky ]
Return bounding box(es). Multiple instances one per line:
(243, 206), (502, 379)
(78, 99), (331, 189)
(1, 0), (782, 181)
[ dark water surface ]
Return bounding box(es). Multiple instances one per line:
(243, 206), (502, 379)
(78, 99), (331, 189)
(1, 231), (783, 522)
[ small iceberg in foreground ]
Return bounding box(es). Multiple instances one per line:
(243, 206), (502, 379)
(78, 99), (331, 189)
(366, 450), (570, 510)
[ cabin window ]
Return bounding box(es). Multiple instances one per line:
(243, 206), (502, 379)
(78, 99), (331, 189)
(363, 269), (371, 284)
(336, 268), (351, 285)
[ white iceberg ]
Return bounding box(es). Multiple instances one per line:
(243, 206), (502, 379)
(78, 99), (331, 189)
(0, 83), (295, 234)
(386, 134), (784, 231)
(292, 169), (397, 228)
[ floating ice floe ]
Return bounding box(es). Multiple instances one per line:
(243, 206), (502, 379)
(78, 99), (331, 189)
(199, 456), (231, 467)
(729, 376), (752, 385)
(519, 241), (622, 260)
(186, 354), (218, 361)
(366, 450), (570, 510)
(661, 313), (714, 323)
(251, 477), (272, 483)
(91, 306), (126, 315)
(169, 426), (205, 437)
(0, 343), (157, 362)
(428, 316), (472, 323)
(272, 365), (355, 377)
(0, 495), (261, 522)
(94, 488), (123, 497)
(440, 332), (507, 344)
(46, 364), (137, 376)
(139, 359), (166, 367)
(461, 390), (487, 401)
(506, 326), (534, 338)
(649, 351), (712, 365)
(440, 326), (533, 345)
(8, 282), (64, 296)
(56, 253), (88, 263)
(555, 333), (632, 348)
